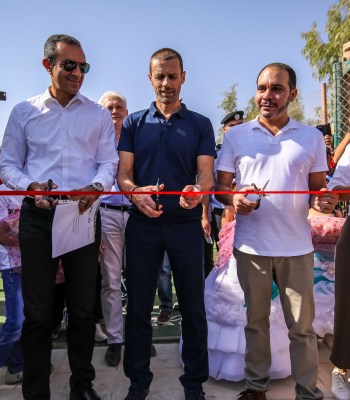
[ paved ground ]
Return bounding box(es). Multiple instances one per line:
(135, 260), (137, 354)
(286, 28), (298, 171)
(0, 339), (335, 400)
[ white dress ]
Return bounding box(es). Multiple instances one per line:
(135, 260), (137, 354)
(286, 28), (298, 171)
(205, 220), (291, 381)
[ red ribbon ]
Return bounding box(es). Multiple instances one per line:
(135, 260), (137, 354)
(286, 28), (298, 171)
(0, 190), (348, 196)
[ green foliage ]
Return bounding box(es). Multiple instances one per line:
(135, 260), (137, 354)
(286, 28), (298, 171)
(289, 95), (305, 122)
(219, 83), (238, 115)
(244, 96), (258, 121)
(304, 105), (322, 126)
(301, 0), (350, 81)
(216, 128), (223, 145)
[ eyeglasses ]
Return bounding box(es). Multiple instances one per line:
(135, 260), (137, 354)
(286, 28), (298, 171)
(60, 59), (90, 74)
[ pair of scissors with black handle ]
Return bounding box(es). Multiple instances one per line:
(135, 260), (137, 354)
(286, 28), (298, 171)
(46, 179), (54, 205)
(250, 180), (269, 210)
(155, 178), (160, 211)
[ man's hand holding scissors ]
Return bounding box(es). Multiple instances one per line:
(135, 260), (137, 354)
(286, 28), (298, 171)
(27, 179), (59, 210)
(233, 180), (269, 215)
(131, 178), (164, 218)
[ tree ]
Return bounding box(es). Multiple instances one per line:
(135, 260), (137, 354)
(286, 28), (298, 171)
(301, 0), (350, 81)
(289, 95), (305, 122)
(303, 106), (322, 126)
(244, 96), (258, 121)
(219, 83), (238, 116)
(217, 83), (239, 143)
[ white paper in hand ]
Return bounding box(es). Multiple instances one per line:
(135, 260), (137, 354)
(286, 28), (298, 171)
(52, 200), (99, 258)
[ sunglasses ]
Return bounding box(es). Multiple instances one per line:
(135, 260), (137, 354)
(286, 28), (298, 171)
(60, 59), (90, 74)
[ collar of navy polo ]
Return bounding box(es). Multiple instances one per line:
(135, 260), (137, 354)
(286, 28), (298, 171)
(149, 101), (188, 119)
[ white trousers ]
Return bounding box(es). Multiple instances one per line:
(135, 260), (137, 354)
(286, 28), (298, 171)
(99, 207), (129, 344)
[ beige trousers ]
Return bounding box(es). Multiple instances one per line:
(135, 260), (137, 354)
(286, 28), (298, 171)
(234, 248), (323, 400)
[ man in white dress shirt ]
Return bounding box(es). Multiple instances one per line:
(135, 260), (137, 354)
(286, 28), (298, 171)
(0, 34), (117, 400)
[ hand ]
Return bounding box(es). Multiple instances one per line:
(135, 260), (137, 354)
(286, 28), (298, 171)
(324, 137), (333, 147)
(311, 188), (339, 214)
(28, 181), (59, 210)
(201, 216), (211, 236)
(68, 186), (101, 214)
(232, 185), (258, 215)
(179, 185), (203, 209)
(131, 183), (164, 218)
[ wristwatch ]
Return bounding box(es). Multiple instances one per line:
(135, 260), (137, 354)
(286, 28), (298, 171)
(89, 182), (104, 192)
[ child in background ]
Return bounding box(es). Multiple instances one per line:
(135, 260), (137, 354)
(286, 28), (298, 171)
(0, 185), (24, 384)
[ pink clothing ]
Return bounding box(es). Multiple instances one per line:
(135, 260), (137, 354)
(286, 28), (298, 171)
(215, 220), (236, 270)
(1, 210), (21, 270)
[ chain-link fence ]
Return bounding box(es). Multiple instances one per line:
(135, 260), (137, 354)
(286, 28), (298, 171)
(332, 60), (350, 216)
(333, 60), (350, 147)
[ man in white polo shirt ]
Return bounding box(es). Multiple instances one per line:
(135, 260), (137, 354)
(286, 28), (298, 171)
(215, 63), (338, 400)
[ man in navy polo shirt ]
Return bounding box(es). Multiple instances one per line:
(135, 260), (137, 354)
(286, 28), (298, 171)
(118, 48), (216, 400)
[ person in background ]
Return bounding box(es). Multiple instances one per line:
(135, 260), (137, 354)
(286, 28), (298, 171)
(332, 127), (350, 166)
(316, 124), (336, 177)
(98, 91), (129, 366)
(328, 142), (350, 400)
(221, 110), (244, 134)
(203, 111), (245, 276)
(0, 34), (117, 400)
(316, 123), (334, 157)
(0, 185), (23, 385)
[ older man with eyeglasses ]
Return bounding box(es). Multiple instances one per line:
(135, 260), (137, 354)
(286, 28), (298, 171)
(0, 34), (117, 400)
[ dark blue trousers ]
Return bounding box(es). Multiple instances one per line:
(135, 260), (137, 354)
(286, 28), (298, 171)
(123, 216), (208, 391)
(19, 198), (101, 399)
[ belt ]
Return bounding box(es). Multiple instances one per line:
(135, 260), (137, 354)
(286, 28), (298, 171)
(50, 195), (69, 200)
(100, 203), (129, 212)
(25, 194), (69, 200)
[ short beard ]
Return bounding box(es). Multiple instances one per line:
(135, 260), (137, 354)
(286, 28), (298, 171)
(259, 101), (290, 119)
(276, 101), (289, 116)
(157, 96), (173, 104)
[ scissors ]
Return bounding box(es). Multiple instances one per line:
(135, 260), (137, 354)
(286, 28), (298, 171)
(251, 179), (269, 210)
(155, 177), (160, 211)
(46, 178), (54, 205)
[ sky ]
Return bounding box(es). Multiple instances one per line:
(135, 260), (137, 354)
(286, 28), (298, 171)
(0, 0), (335, 141)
